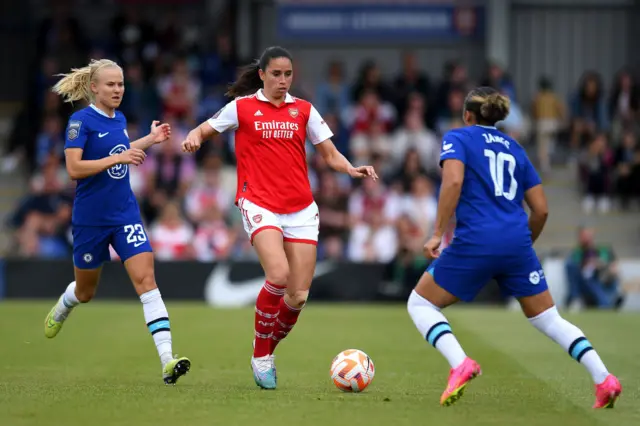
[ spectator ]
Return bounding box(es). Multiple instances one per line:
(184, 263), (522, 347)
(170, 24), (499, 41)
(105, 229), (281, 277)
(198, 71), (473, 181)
(393, 51), (431, 120)
(390, 110), (440, 177)
(434, 61), (469, 117)
(314, 60), (351, 118)
(315, 171), (350, 258)
(608, 69), (640, 140)
(579, 133), (614, 214)
(349, 120), (392, 167)
(35, 114), (65, 170)
(141, 119), (196, 223)
(193, 205), (236, 261)
(149, 201), (194, 260)
(157, 58), (201, 121)
(184, 155), (232, 224)
(569, 72), (608, 150)
(565, 226), (622, 309)
(348, 210), (398, 263)
(400, 175), (438, 237)
(344, 90), (395, 135)
(531, 76), (566, 176)
(614, 131), (640, 209)
(348, 177), (401, 226)
(390, 149), (430, 194)
(480, 62), (517, 101)
(119, 61), (162, 127)
(351, 60), (392, 103)
(436, 88), (465, 136)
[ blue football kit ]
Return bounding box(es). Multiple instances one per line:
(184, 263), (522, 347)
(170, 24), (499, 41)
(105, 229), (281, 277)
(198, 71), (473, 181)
(64, 105), (151, 269)
(428, 125), (548, 301)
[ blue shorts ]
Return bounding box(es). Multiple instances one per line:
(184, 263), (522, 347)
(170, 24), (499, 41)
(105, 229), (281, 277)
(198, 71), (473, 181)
(72, 223), (152, 269)
(427, 246), (548, 302)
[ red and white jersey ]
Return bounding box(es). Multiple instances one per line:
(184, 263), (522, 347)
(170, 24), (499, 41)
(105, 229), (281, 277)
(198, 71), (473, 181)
(207, 90), (333, 214)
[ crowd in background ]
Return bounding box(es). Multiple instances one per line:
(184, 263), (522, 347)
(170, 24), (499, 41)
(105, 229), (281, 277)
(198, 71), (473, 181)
(3, 6), (640, 289)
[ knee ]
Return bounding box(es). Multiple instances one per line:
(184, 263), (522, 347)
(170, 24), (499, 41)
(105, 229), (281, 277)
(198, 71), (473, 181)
(266, 263), (290, 287)
(285, 289), (309, 309)
(132, 271), (157, 295)
(75, 286), (96, 303)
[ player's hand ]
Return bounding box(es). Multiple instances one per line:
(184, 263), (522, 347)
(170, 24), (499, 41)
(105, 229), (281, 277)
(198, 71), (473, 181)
(423, 235), (442, 259)
(117, 148), (146, 166)
(348, 165), (378, 180)
(150, 120), (171, 143)
(181, 134), (202, 153)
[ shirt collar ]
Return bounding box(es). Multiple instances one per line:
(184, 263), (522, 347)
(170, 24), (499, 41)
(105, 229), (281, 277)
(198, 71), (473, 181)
(256, 89), (295, 104)
(90, 104), (115, 118)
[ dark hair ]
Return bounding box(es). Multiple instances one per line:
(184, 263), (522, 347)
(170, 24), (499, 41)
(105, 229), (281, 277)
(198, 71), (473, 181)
(463, 86), (510, 125)
(226, 46), (293, 98)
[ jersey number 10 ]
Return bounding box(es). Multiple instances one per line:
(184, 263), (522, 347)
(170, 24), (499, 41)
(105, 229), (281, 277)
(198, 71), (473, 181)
(484, 150), (518, 200)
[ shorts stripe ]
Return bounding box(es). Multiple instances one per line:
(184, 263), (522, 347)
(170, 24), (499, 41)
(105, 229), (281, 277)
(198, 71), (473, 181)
(250, 226), (282, 244)
(283, 237), (317, 246)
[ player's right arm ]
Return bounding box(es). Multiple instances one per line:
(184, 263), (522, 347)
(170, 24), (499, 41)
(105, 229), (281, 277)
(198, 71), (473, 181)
(522, 156), (549, 243)
(182, 101), (239, 153)
(64, 117), (145, 180)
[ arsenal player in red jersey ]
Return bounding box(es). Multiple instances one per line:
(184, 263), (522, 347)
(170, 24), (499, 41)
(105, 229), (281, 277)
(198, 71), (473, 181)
(182, 46), (377, 389)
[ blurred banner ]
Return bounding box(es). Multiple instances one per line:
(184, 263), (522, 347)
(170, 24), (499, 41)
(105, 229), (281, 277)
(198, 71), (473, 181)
(1, 260), (502, 306)
(5, 259), (638, 309)
(276, 1), (485, 42)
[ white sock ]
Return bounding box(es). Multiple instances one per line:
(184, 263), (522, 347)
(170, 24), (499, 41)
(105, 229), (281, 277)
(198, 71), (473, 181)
(53, 281), (81, 321)
(528, 306), (609, 384)
(407, 290), (467, 369)
(140, 289), (174, 367)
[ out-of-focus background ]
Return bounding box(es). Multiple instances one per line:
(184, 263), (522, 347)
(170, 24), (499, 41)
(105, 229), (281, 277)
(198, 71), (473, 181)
(0, 0), (639, 310)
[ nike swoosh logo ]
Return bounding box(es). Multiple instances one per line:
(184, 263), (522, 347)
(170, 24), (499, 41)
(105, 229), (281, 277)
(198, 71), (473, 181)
(99, 132), (109, 138)
(442, 143), (453, 150)
(134, 241), (145, 247)
(205, 262), (337, 307)
(46, 316), (56, 328)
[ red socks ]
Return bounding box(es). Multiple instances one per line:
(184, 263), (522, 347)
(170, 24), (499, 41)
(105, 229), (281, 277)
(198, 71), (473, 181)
(253, 281), (285, 358)
(270, 297), (303, 354)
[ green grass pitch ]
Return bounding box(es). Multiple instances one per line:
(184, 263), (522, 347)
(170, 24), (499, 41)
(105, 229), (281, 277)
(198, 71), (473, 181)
(0, 302), (638, 426)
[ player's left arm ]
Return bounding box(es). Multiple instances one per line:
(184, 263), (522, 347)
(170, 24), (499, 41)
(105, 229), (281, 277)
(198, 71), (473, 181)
(130, 120), (171, 151)
(522, 155), (548, 243)
(433, 159), (464, 240)
(309, 105), (378, 179)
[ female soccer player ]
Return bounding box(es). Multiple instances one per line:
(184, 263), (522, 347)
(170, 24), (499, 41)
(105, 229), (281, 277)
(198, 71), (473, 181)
(407, 87), (621, 408)
(181, 46), (377, 389)
(43, 59), (191, 385)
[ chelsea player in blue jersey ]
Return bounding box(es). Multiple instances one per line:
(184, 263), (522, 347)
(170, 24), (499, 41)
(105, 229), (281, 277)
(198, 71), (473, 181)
(407, 87), (621, 408)
(43, 59), (191, 385)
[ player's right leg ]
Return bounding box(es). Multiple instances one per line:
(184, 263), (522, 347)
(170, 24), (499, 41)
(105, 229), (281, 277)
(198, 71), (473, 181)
(44, 226), (109, 338)
(500, 249), (621, 408)
(240, 199), (289, 389)
(518, 291), (621, 408)
(409, 261), (483, 406)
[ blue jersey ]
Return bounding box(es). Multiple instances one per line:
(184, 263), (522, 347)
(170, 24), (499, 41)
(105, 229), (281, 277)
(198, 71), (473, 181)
(440, 125), (541, 255)
(64, 105), (141, 226)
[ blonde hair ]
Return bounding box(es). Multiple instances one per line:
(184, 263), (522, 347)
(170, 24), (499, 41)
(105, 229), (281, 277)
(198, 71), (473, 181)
(464, 87), (511, 125)
(52, 59), (121, 103)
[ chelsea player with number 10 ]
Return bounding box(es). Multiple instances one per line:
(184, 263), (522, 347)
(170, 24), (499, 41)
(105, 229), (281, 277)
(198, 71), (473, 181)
(407, 87), (621, 408)
(44, 59), (191, 385)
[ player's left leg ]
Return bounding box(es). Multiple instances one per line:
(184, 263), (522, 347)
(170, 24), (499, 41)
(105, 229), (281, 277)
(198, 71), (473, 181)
(270, 241), (316, 354)
(410, 265), (482, 406)
(500, 250), (621, 408)
(269, 202), (320, 355)
(115, 225), (190, 385)
(45, 226), (111, 338)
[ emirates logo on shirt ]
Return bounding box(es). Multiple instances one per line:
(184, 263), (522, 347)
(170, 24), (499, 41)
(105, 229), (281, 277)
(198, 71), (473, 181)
(254, 120), (299, 139)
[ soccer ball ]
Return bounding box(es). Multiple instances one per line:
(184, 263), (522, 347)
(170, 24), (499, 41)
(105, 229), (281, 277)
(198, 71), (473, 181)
(330, 349), (375, 392)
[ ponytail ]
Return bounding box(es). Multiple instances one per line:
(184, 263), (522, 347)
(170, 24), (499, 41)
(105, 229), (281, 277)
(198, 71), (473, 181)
(52, 59), (120, 104)
(225, 61), (262, 98)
